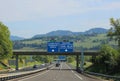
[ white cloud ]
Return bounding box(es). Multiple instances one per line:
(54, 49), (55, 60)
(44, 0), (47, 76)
(0, 0), (120, 22)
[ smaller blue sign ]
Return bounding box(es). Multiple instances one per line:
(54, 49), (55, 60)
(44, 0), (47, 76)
(59, 42), (73, 52)
(47, 42), (59, 52)
(59, 56), (66, 60)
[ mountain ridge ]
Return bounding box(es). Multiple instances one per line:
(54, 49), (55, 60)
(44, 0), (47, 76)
(10, 36), (25, 41)
(33, 28), (108, 38)
(10, 28), (108, 40)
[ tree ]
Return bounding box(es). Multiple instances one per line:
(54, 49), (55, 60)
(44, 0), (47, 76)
(108, 18), (120, 47)
(32, 55), (53, 63)
(0, 22), (12, 60)
(94, 45), (119, 72)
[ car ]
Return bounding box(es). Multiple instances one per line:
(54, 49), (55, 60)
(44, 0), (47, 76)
(41, 64), (45, 66)
(56, 63), (60, 67)
(33, 65), (38, 68)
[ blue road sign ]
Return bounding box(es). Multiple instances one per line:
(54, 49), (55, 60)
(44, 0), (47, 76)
(59, 42), (73, 52)
(47, 42), (59, 52)
(59, 56), (66, 60)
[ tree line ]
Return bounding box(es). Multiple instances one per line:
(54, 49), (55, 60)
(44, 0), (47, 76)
(91, 18), (120, 74)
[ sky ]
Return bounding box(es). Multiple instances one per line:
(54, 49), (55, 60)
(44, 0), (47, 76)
(0, 0), (120, 38)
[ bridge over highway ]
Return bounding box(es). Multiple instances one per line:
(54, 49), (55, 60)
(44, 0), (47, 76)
(13, 50), (100, 71)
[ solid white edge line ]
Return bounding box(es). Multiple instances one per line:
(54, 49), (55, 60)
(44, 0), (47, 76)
(74, 73), (83, 80)
(65, 63), (83, 80)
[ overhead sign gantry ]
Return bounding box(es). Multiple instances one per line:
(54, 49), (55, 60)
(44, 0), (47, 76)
(47, 42), (73, 53)
(14, 40), (99, 71)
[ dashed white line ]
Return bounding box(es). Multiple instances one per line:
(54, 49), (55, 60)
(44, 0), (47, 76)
(53, 78), (56, 81)
(60, 62), (63, 70)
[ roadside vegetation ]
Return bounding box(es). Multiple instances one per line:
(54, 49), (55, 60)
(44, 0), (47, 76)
(86, 18), (120, 76)
(0, 22), (53, 70)
(68, 18), (120, 77)
(0, 22), (12, 69)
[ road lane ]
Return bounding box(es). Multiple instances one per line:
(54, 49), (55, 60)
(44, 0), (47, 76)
(11, 62), (102, 81)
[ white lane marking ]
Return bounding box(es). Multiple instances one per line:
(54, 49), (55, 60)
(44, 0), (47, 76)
(53, 78), (56, 81)
(66, 63), (83, 80)
(71, 70), (74, 73)
(19, 70), (50, 81)
(52, 65), (60, 81)
(18, 66), (56, 81)
(74, 73), (83, 80)
(60, 62), (63, 70)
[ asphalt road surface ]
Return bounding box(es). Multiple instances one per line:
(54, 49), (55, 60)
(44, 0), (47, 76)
(10, 62), (102, 81)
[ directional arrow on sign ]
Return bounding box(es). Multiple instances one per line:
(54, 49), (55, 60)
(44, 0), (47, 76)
(65, 49), (68, 52)
(47, 42), (73, 53)
(47, 42), (59, 52)
(59, 42), (73, 52)
(52, 49), (55, 52)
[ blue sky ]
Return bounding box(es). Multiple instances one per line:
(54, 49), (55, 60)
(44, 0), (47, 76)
(0, 0), (120, 38)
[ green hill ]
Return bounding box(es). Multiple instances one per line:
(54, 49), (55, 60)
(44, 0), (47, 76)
(13, 33), (117, 51)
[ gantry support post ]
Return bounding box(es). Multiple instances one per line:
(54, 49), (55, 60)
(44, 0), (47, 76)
(76, 54), (79, 71)
(15, 55), (19, 70)
(80, 50), (84, 72)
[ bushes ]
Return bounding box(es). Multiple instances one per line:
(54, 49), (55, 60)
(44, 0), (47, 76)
(0, 22), (12, 60)
(93, 45), (120, 74)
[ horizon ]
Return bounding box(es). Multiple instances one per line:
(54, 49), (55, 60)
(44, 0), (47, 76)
(1, 0), (120, 38)
(11, 27), (108, 38)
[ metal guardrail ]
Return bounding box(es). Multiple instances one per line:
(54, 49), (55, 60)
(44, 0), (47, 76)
(68, 63), (120, 81)
(0, 68), (46, 81)
(0, 64), (54, 81)
(85, 71), (120, 81)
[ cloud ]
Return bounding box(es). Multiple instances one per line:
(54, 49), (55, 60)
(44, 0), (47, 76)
(0, 0), (120, 22)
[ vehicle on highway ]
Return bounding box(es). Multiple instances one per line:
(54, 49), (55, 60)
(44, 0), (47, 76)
(33, 65), (38, 68)
(56, 62), (60, 67)
(41, 64), (45, 66)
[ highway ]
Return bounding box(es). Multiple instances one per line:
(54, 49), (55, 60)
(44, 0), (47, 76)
(10, 62), (102, 81)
